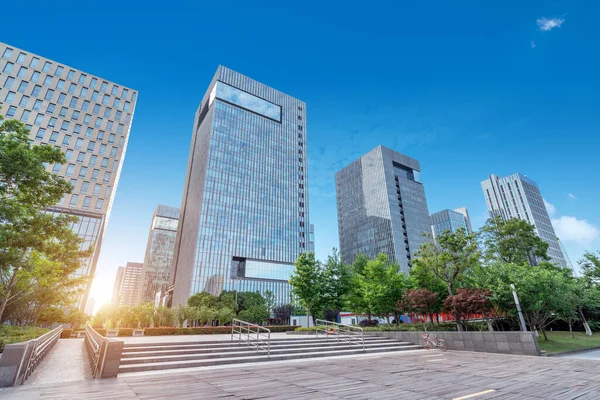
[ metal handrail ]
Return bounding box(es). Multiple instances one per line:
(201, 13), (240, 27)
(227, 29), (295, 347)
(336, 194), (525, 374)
(315, 319), (365, 350)
(84, 325), (110, 378)
(14, 326), (63, 385)
(231, 318), (270, 357)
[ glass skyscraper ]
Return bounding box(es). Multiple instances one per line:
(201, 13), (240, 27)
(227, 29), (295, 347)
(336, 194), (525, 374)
(137, 205), (179, 304)
(481, 173), (567, 268)
(115, 262), (143, 307)
(171, 66), (309, 306)
(0, 42), (137, 310)
(430, 208), (472, 239)
(336, 145), (431, 273)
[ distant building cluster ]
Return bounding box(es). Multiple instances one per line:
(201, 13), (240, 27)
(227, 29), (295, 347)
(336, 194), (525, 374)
(0, 42), (569, 312)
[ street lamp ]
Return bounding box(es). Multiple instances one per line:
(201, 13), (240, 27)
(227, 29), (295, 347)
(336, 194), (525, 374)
(510, 284), (527, 332)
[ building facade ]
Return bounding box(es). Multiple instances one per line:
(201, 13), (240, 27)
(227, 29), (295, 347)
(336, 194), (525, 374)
(481, 173), (567, 268)
(171, 66), (309, 306)
(137, 205), (180, 304)
(335, 145), (431, 273)
(116, 262), (143, 307)
(0, 42), (137, 310)
(111, 266), (125, 306)
(430, 208), (472, 239)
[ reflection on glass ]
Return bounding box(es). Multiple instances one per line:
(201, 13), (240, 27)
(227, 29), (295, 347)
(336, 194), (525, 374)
(210, 81), (281, 121)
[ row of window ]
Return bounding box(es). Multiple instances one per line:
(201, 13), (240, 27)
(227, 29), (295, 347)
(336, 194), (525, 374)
(2, 48), (135, 102)
(65, 194), (105, 210)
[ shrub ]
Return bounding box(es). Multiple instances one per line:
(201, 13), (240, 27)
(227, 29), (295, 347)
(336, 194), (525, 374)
(143, 325), (299, 336)
(60, 329), (73, 338)
(0, 338), (5, 353)
(117, 328), (134, 337)
(359, 319), (379, 327)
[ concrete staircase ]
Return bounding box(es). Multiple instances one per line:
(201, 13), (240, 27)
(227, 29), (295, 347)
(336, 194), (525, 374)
(118, 335), (421, 374)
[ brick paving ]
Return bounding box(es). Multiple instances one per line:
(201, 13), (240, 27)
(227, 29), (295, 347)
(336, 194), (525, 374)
(2, 349), (599, 399)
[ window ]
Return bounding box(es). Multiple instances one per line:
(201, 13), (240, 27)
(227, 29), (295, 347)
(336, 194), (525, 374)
(112, 160), (119, 171)
(43, 75), (53, 86)
(90, 78), (97, 88)
(78, 166), (88, 178)
(72, 110), (80, 120)
(101, 158), (109, 168)
(122, 88), (129, 99)
(75, 138), (83, 149)
(110, 147), (117, 157)
(77, 152), (85, 163)
(17, 66), (27, 78)
(59, 107), (68, 117)
(91, 91), (99, 101)
(80, 87), (88, 97)
(17, 81), (28, 93)
(105, 186), (112, 198)
(87, 141), (96, 152)
(113, 98), (120, 108)
(57, 93), (66, 104)
(69, 195), (79, 206)
(78, 74), (87, 85)
(111, 85), (118, 95)
(74, 124), (82, 134)
(66, 164), (74, 176)
(106, 121), (113, 131)
(42, 88), (53, 101)
(108, 133), (115, 144)
(4, 91), (15, 103)
(95, 117), (103, 128)
(3, 77), (14, 89)
(93, 184), (101, 196)
(19, 96), (29, 107)
(35, 128), (46, 140)
(102, 94), (109, 105)
(51, 163), (61, 174)
(20, 110), (30, 122)
(34, 114), (44, 125)
(69, 97), (78, 108)
(89, 155), (97, 166)
(97, 131), (105, 141)
(85, 127), (93, 138)
(83, 196), (91, 208)
(103, 171), (111, 182)
(47, 103), (55, 113)
(16, 53), (26, 63)
(67, 70), (75, 80)
(55, 65), (64, 76)
(99, 144), (106, 154)
(61, 121), (69, 131)
(93, 104), (101, 114)
(62, 135), (71, 145)
(6, 106), (17, 117)
(65, 149), (72, 160)
(117, 124), (124, 134)
(28, 58), (41, 69)
(56, 79), (65, 90)
(124, 101), (131, 112)
(33, 99), (42, 110)
(115, 110), (122, 120)
(298, 125), (303, 130)
(95, 199), (104, 209)
(2, 48), (13, 59)
(82, 100), (90, 111)
(81, 182), (89, 193)
(49, 117), (57, 127)
(68, 83), (76, 94)
(31, 71), (40, 82)
(49, 131), (58, 143)
(42, 61), (52, 72)
(3, 62), (14, 73)
(100, 82), (107, 92)
(103, 108), (112, 118)
(91, 170), (99, 181)
(83, 114), (91, 124)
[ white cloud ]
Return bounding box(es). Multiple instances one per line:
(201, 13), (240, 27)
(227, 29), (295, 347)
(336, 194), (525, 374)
(568, 193), (577, 200)
(552, 216), (599, 245)
(537, 17), (565, 31)
(530, 40), (536, 48)
(543, 199), (556, 217)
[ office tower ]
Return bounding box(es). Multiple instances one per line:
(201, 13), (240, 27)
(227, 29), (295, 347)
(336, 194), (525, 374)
(308, 224), (315, 253)
(111, 266), (125, 305)
(116, 262), (143, 307)
(335, 145), (431, 273)
(453, 207), (472, 234)
(84, 297), (96, 316)
(430, 208), (472, 239)
(137, 205), (180, 304)
(481, 173), (567, 268)
(171, 66), (309, 306)
(0, 43), (137, 310)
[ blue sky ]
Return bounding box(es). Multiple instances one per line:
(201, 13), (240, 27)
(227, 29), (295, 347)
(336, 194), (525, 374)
(4, 0), (600, 309)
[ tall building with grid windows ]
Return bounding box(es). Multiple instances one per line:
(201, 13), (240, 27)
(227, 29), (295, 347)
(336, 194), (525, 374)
(137, 205), (179, 304)
(430, 208), (472, 239)
(171, 66), (309, 306)
(115, 262), (143, 307)
(481, 173), (568, 269)
(0, 42), (137, 310)
(335, 145), (431, 273)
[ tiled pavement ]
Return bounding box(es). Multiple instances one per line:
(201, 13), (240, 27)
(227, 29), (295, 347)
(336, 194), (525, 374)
(24, 339), (92, 386)
(2, 349), (599, 399)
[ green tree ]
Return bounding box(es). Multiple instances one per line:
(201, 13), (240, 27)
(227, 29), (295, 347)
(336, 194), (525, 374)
(216, 307), (235, 326)
(322, 248), (352, 317)
(0, 116), (90, 321)
(175, 305), (196, 327)
(134, 302), (155, 328)
(66, 308), (89, 330)
(580, 251), (600, 284)
(154, 306), (174, 327)
(37, 307), (66, 327)
(196, 306), (217, 326)
(187, 292), (218, 308)
(217, 292), (238, 313)
(289, 252), (326, 324)
(237, 291), (266, 312)
(479, 216), (549, 265)
(118, 306), (138, 328)
(238, 305), (269, 324)
(264, 290), (276, 314)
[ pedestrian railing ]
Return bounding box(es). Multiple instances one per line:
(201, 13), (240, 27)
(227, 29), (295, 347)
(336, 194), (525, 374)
(231, 318), (271, 357)
(315, 319), (365, 350)
(84, 325), (123, 379)
(0, 325), (63, 387)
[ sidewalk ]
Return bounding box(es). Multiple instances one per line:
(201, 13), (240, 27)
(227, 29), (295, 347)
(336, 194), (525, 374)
(24, 338), (92, 386)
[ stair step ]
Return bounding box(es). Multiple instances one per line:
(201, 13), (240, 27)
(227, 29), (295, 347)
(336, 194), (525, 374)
(120, 342), (416, 364)
(118, 345), (423, 374)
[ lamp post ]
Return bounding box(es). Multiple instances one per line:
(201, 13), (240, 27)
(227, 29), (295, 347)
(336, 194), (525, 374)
(511, 284), (527, 332)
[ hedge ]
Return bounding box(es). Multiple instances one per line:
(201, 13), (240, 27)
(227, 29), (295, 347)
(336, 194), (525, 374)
(60, 329), (73, 338)
(143, 326), (299, 336)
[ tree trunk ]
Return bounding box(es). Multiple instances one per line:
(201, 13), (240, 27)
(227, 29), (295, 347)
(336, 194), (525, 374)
(0, 269), (19, 322)
(485, 315), (494, 332)
(579, 309), (593, 336)
(385, 315), (390, 325)
(568, 318), (574, 339)
(394, 313), (400, 326)
(541, 327), (548, 341)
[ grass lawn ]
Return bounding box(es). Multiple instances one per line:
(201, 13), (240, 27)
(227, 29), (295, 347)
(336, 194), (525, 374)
(538, 331), (600, 353)
(0, 326), (49, 352)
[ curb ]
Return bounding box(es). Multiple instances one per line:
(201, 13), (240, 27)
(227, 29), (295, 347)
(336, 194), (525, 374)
(542, 345), (600, 357)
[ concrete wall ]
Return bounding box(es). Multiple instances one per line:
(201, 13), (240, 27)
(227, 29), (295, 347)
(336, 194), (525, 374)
(370, 331), (540, 356)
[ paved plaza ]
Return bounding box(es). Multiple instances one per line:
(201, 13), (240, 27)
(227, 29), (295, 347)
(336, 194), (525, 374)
(2, 346), (600, 399)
